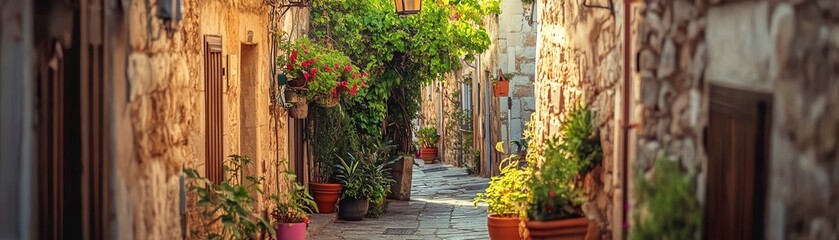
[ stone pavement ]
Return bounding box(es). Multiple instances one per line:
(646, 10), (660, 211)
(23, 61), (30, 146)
(310, 162), (491, 240)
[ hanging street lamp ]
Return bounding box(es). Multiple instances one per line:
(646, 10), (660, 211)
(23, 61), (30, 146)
(394, 0), (421, 15)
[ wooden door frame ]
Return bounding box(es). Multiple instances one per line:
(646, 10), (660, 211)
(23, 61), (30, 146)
(706, 83), (771, 240)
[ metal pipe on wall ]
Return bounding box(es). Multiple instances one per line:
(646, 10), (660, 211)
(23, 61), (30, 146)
(482, 55), (493, 177)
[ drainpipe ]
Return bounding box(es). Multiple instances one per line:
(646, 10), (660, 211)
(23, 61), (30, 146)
(621, 0), (637, 237)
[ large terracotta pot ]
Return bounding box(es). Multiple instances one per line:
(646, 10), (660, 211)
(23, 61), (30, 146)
(419, 147), (437, 164)
(309, 182), (342, 213)
(337, 197), (369, 221)
(275, 222), (307, 240)
(525, 217), (589, 240)
(487, 214), (522, 240)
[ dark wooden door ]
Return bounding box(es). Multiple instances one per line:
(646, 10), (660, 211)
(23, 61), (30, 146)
(706, 84), (770, 240)
(204, 35), (225, 183)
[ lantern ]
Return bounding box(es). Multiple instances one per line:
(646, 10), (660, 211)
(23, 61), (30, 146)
(394, 0), (421, 15)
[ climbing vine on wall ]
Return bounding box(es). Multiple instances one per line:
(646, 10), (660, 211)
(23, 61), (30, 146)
(310, 0), (499, 151)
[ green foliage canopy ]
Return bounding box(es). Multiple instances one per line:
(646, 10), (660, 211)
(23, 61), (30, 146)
(310, 0), (500, 141)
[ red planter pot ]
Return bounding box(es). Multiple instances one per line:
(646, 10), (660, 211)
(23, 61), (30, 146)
(275, 222), (307, 240)
(309, 182), (342, 213)
(487, 214), (522, 240)
(493, 80), (509, 97)
(419, 147), (438, 164)
(525, 217), (589, 240)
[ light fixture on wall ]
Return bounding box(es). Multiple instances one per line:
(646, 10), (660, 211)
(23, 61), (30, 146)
(394, 0), (421, 15)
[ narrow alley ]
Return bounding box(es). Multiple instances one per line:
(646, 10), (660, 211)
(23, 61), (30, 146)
(311, 163), (490, 240)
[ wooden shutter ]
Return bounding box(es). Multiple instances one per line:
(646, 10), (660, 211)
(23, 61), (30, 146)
(706, 84), (770, 240)
(37, 40), (65, 240)
(204, 35), (224, 183)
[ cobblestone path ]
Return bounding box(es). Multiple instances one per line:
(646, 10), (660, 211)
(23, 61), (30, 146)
(311, 163), (490, 240)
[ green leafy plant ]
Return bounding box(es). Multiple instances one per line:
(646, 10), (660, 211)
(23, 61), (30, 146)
(184, 155), (274, 240)
(525, 105), (602, 221)
(359, 140), (400, 217)
(474, 154), (528, 216)
(630, 153), (703, 240)
(334, 153), (375, 200)
(416, 126), (440, 148)
(270, 171), (318, 224)
(308, 105), (361, 183)
(276, 36), (368, 101)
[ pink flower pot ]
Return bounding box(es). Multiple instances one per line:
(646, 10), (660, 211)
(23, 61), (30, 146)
(275, 222), (307, 240)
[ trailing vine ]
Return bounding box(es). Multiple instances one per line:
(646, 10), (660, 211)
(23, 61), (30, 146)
(310, 0), (500, 152)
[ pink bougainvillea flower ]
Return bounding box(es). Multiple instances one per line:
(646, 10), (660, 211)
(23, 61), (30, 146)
(350, 84), (358, 95)
(286, 64), (293, 71)
(310, 68), (318, 74)
(303, 72), (310, 80)
(332, 88), (337, 95)
(325, 67), (331, 72)
(344, 65), (352, 72)
(308, 59), (315, 66)
(290, 50), (297, 60)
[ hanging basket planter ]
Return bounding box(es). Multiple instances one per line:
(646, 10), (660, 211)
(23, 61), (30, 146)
(286, 90), (309, 119)
(315, 94), (340, 108)
(493, 80), (509, 97)
(287, 76), (308, 90)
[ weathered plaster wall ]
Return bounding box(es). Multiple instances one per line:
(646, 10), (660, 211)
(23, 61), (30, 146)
(636, 0), (839, 238)
(534, 0), (629, 238)
(112, 0), (307, 238)
(498, 0), (537, 147)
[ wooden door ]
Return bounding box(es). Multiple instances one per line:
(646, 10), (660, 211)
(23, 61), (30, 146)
(705, 84), (770, 240)
(204, 35), (225, 183)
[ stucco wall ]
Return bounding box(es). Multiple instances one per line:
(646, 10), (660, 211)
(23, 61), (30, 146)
(534, 0), (630, 238)
(636, 0), (839, 238)
(112, 0), (307, 238)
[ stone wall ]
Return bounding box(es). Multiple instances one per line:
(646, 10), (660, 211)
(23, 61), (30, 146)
(420, 14), (500, 169)
(533, 0), (630, 238)
(635, 0), (839, 239)
(111, 0), (306, 238)
(498, 0), (537, 148)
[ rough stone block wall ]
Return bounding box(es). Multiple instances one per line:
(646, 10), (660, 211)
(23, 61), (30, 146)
(498, 0), (537, 147)
(534, 0), (627, 238)
(112, 0), (305, 238)
(636, 0), (839, 238)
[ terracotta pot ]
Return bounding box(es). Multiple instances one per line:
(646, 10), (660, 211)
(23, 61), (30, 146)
(487, 214), (522, 240)
(338, 197), (369, 221)
(493, 80), (509, 97)
(525, 217), (589, 240)
(419, 147), (437, 164)
(275, 222), (307, 240)
(309, 182), (342, 213)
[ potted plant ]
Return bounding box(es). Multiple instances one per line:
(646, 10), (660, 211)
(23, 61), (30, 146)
(474, 152), (527, 240)
(270, 171), (318, 240)
(276, 36), (368, 109)
(184, 155), (275, 239)
(416, 126), (440, 164)
(334, 153), (384, 221)
(524, 106), (601, 240)
(307, 106), (360, 213)
(493, 70), (512, 97)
